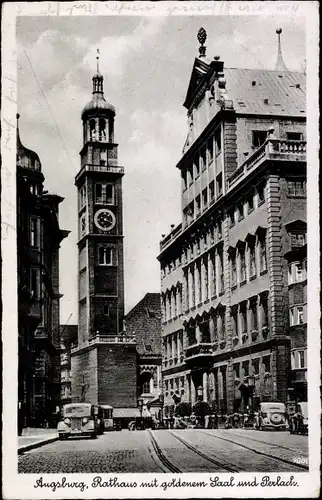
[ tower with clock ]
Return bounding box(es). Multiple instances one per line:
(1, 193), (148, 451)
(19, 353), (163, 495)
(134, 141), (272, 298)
(71, 54), (137, 409)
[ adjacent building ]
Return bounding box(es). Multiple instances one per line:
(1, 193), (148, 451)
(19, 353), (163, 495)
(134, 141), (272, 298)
(71, 57), (138, 411)
(158, 29), (307, 418)
(60, 324), (78, 405)
(124, 293), (162, 416)
(17, 115), (69, 429)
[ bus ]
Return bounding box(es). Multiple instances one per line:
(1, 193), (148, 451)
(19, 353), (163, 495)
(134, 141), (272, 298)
(57, 403), (101, 440)
(101, 405), (114, 431)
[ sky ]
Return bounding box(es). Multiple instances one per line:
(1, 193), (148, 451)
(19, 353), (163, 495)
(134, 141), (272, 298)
(16, 11), (306, 324)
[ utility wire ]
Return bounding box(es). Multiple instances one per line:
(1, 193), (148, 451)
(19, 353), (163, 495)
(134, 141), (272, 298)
(23, 49), (78, 174)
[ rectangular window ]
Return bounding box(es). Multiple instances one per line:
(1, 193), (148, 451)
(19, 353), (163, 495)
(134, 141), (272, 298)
(202, 188), (208, 208)
(201, 149), (207, 171)
(250, 299), (258, 331)
(232, 308), (239, 336)
(188, 165), (193, 185)
(247, 192), (254, 213)
(252, 130), (267, 148)
(257, 184), (265, 204)
(239, 249), (246, 283)
(106, 184), (114, 204)
(98, 247), (113, 265)
(287, 180), (306, 196)
(237, 200), (244, 220)
(207, 138), (214, 164)
(286, 132), (303, 141)
(215, 129), (222, 155)
(195, 195), (201, 217)
(240, 305), (247, 334)
(249, 244), (257, 279)
(289, 305), (305, 326)
(209, 181), (215, 201)
(231, 254), (237, 288)
(30, 268), (40, 299)
(218, 249), (224, 294)
(216, 173), (223, 196)
(194, 156), (200, 178)
(290, 233), (306, 248)
(30, 218), (38, 248)
(259, 238), (267, 273)
(261, 296), (269, 327)
(182, 170), (187, 191)
(100, 149), (107, 165)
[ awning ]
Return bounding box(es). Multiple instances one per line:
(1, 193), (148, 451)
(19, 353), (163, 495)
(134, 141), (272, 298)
(113, 408), (140, 418)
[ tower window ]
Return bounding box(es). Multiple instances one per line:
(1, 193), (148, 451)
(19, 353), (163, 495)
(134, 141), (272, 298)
(98, 247), (113, 265)
(106, 184), (114, 204)
(95, 183), (103, 203)
(99, 119), (106, 141)
(100, 149), (107, 166)
(90, 119), (96, 141)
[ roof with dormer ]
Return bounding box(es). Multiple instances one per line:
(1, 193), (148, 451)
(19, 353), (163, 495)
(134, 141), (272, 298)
(224, 68), (306, 117)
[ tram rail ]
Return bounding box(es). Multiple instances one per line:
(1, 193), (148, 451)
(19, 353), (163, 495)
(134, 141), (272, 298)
(201, 430), (309, 471)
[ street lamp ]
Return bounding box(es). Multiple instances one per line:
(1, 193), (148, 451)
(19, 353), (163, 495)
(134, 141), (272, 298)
(247, 375), (255, 416)
(197, 385), (203, 401)
(137, 398), (143, 419)
(159, 393), (164, 425)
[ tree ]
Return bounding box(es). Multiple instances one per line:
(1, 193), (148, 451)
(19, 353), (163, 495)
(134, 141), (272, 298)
(192, 401), (211, 418)
(175, 402), (192, 417)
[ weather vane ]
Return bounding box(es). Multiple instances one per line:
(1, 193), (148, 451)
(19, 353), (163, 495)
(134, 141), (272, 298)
(197, 27), (207, 58)
(96, 48), (100, 72)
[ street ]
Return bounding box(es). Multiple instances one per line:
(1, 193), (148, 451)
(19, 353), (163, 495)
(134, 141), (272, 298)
(18, 428), (309, 473)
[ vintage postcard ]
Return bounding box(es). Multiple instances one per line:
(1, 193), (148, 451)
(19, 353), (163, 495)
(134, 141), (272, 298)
(1, 1), (320, 498)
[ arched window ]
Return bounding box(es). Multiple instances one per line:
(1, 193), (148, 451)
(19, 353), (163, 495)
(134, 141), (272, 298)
(98, 247), (112, 265)
(106, 184), (114, 204)
(140, 372), (152, 394)
(90, 119), (96, 140)
(95, 183), (103, 203)
(99, 118), (106, 141)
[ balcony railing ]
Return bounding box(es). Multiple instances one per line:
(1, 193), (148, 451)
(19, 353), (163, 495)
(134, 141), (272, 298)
(160, 223), (183, 251)
(185, 342), (213, 361)
(228, 139), (306, 188)
(71, 334), (136, 353)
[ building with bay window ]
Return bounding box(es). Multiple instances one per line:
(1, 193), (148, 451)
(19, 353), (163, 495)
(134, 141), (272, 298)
(17, 114), (69, 430)
(158, 28), (307, 418)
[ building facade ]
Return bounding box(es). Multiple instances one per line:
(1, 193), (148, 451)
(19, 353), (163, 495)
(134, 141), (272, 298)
(158, 29), (307, 418)
(124, 293), (162, 416)
(17, 115), (69, 430)
(71, 58), (137, 409)
(60, 324), (78, 405)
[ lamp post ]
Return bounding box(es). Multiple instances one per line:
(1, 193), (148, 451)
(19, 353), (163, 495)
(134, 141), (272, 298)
(197, 385), (203, 401)
(137, 397), (143, 419)
(247, 375), (255, 417)
(159, 393), (164, 426)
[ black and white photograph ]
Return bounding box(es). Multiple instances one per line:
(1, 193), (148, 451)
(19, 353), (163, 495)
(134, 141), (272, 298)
(1, 1), (320, 498)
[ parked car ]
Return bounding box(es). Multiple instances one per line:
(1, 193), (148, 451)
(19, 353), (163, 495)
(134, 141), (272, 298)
(253, 402), (287, 431)
(289, 402), (308, 435)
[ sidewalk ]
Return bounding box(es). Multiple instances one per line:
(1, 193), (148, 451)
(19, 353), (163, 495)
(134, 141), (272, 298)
(18, 428), (58, 454)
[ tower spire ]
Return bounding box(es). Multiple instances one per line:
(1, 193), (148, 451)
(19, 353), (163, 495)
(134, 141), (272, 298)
(275, 29), (288, 71)
(92, 48), (103, 94)
(96, 48), (100, 73)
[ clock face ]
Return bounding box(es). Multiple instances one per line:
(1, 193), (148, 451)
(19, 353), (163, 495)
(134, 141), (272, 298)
(94, 208), (116, 231)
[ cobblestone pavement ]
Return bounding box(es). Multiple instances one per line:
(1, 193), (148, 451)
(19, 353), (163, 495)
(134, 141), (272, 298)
(18, 428), (309, 473)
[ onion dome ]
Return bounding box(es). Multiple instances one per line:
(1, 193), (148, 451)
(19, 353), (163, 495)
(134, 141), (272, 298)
(81, 50), (115, 120)
(16, 114), (42, 172)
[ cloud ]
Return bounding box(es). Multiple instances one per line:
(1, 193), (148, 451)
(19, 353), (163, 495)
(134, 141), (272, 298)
(80, 17), (166, 79)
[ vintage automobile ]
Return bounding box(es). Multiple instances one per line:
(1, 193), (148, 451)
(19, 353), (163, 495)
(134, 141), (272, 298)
(253, 402), (287, 431)
(289, 402), (308, 435)
(57, 403), (99, 440)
